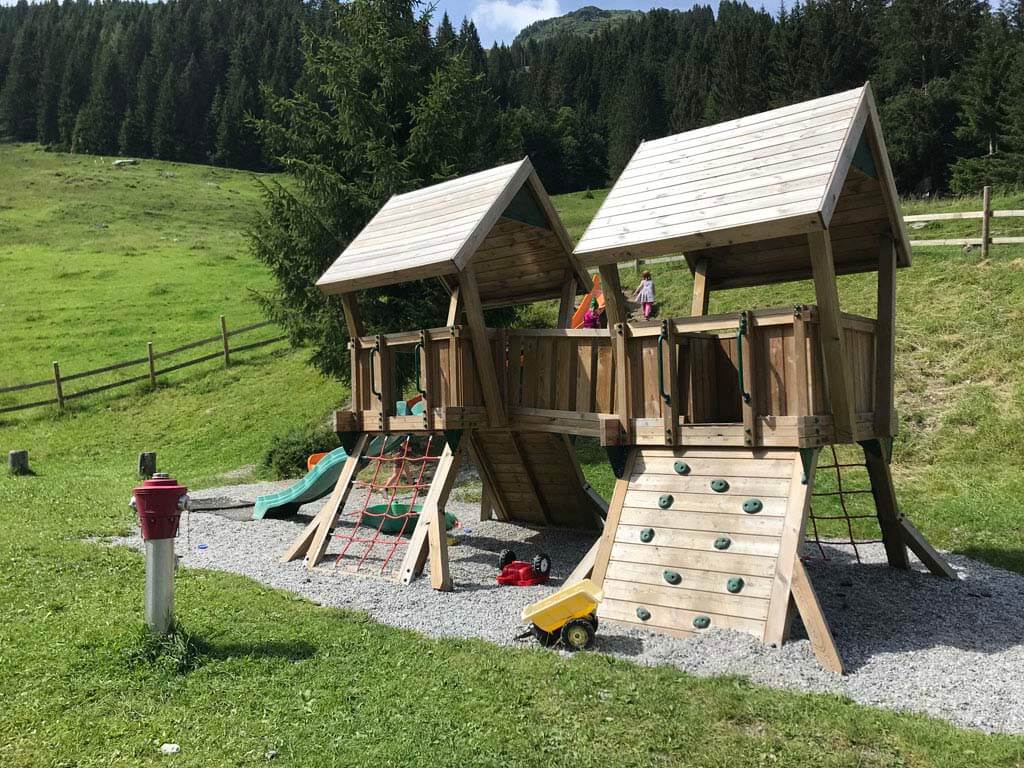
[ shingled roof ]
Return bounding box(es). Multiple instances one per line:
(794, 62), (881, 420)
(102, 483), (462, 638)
(574, 83), (911, 289)
(316, 158), (588, 307)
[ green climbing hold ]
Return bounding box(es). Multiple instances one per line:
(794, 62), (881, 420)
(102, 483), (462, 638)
(710, 479), (730, 493)
(692, 615), (711, 629)
(658, 494), (674, 509)
(726, 577), (745, 594)
(640, 527), (655, 543)
(636, 607), (651, 621)
(663, 570), (682, 585)
(742, 498), (763, 514)
(714, 536), (731, 550)
(673, 460), (691, 475)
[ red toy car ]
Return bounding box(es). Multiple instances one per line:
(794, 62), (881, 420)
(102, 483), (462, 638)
(496, 549), (551, 586)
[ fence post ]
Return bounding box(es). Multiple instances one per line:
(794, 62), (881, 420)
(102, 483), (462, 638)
(220, 315), (230, 367)
(982, 185), (992, 259)
(52, 362), (64, 410)
(147, 342), (157, 387)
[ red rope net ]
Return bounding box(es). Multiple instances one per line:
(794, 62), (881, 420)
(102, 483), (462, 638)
(805, 444), (883, 563)
(330, 434), (443, 577)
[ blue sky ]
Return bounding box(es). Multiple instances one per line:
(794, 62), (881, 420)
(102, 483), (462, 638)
(0, 0), (716, 48)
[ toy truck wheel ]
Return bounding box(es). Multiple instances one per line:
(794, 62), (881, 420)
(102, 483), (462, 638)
(531, 623), (558, 648)
(588, 611), (599, 630)
(498, 549), (517, 569)
(560, 619), (596, 651)
(531, 553), (551, 576)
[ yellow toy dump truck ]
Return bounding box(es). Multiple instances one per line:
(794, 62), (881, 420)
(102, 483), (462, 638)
(521, 579), (603, 650)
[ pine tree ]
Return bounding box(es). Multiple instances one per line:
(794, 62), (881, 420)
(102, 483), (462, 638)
(0, 20), (38, 140)
(956, 19), (1013, 155)
(73, 40), (126, 154)
(151, 62), (179, 159)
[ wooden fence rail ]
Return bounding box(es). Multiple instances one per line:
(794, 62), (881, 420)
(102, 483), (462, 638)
(0, 315), (287, 416)
(905, 185), (1024, 256)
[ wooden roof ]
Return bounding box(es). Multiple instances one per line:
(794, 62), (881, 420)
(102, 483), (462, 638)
(574, 83), (911, 289)
(316, 158), (588, 307)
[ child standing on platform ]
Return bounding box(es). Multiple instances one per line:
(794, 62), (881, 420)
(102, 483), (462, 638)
(582, 296), (602, 328)
(634, 270), (656, 319)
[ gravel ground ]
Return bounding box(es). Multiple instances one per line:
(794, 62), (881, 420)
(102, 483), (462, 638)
(110, 480), (1024, 735)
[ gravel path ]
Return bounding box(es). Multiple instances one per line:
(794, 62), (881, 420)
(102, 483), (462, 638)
(110, 480), (1024, 735)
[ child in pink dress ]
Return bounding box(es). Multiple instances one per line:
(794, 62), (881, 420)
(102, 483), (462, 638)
(634, 270), (656, 319)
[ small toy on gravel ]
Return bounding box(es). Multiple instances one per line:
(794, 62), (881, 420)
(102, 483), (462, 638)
(520, 579), (603, 650)
(496, 549), (551, 586)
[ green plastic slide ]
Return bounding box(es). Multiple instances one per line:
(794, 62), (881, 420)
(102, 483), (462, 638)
(253, 399), (425, 520)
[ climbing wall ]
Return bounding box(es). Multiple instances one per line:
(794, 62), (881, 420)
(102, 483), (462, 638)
(591, 447), (811, 641)
(472, 430), (604, 531)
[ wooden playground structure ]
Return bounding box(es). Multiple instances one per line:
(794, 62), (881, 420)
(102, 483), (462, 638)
(283, 84), (956, 673)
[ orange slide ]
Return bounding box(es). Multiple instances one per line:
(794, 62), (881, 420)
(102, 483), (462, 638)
(570, 274), (606, 329)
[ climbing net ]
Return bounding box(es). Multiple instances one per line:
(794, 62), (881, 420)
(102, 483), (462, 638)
(804, 444), (883, 563)
(330, 434), (443, 577)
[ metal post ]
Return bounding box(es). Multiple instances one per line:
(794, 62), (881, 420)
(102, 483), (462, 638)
(145, 538), (175, 635)
(981, 185), (992, 259)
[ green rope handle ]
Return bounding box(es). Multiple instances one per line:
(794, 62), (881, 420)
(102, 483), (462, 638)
(736, 312), (751, 404)
(657, 326), (671, 405)
(413, 342), (427, 398)
(369, 346), (381, 398)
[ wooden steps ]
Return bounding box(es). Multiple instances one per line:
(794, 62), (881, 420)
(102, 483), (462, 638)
(592, 446), (813, 644)
(472, 430), (604, 530)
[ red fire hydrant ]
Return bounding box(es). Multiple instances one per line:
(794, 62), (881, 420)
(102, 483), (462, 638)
(130, 473), (189, 635)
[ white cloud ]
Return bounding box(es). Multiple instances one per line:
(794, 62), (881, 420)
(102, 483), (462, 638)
(471, 0), (562, 44)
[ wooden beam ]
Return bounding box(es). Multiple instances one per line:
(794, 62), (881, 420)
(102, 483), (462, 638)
(873, 237), (896, 436)
(763, 449), (817, 645)
(791, 559), (845, 674)
(566, 537), (602, 585)
(861, 438), (910, 570)
(590, 448), (638, 586)
(446, 286), (463, 326)
(400, 442), (462, 589)
(900, 518), (958, 579)
(340, 293), (365, 339)
(458, 267), (506, 426)
(281, 434), (368, 566)
(808, 230), (856, 441)
(598, 265), (627, 326)
(557, 272), (578, 328)
(691, 258), (710, 316)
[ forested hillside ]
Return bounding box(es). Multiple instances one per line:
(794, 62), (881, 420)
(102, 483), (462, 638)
(1, 0), (1022, 194)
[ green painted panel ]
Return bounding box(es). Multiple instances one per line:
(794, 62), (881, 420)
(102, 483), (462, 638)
(500, 185), (551, 229)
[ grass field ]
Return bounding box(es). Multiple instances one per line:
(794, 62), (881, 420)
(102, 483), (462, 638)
(2, 144), (1024, 766)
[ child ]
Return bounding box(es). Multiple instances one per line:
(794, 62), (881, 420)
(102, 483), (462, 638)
(633, 270), (656, 320)
(582, 296), (602, 328)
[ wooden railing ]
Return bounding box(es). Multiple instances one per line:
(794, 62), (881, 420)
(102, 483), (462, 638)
(341, 307), (881, 448)
(906, 185), (1024, 255)
(0, 316), (286, 416)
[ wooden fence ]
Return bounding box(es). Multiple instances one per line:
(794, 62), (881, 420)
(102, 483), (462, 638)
(906, 185), (1024, 256)
(0, 316), (287, 416)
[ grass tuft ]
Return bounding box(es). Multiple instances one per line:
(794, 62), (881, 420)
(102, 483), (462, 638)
(124, 623), (208, 676)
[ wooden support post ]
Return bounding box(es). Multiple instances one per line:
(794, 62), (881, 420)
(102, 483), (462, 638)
(340, 293), (365, 340)
(764, 449), (817, 645)
(982, 185), (992, 260)
(479, 481), (493, 522)
(445, 286), (462, 327)
(691, 258), (710, 316)
(418, 330), (435, 432)
(557, 273), (577, 328)
(598, 265), (627, 326)
(660, 320), (679, 445)
(458, 268), (506, 427)
(613, 322), (630, 441)
(400, 442), (462, 590)
(590, 448), (638, 586)
(52, 362), (64, 410)
(372, 335), (391, 433)
(874, 238), (896, 436)
(147, 342), (157, 387)
(860, 438), (910, 570)
(281, 434), (368, 566)
(739, 310), (757, 447)
(899, 518), (958, 579)
(220, 315), (230, 366)
(791, 559), (845, 674)
(807, 230), (856, 441)
(789, 306), (811, 418)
